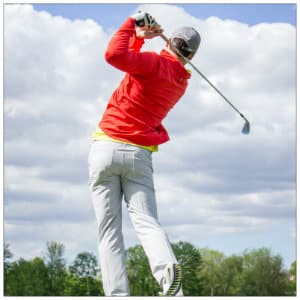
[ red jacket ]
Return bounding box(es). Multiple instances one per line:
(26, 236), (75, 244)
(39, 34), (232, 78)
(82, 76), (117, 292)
(99, 17), (191, 146)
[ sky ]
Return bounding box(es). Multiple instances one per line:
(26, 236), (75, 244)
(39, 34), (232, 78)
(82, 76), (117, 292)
(32, 3), (296, 27)
(3, 2), (297, 273)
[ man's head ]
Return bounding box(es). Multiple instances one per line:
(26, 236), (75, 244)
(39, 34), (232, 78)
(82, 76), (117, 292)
(168, 27), (201, 61)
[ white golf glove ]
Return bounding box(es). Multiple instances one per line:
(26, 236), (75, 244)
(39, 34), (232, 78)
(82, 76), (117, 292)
(131, 11), (158, 29)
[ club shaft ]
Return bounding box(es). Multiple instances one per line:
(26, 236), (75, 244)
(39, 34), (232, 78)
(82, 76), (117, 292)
(160, 33), (248, 123)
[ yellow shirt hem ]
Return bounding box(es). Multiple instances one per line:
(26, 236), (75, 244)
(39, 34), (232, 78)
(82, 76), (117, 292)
(92, 128), (159, 152)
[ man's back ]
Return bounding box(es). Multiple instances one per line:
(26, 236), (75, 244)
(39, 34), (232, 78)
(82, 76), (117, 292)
(99, 17), (191, 146)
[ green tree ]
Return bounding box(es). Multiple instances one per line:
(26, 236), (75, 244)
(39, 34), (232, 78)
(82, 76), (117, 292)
(240, 248), (289, 296)
(287, 261), (296, 295)
(219, 255), (243, 295)
(4, 257), (49, 296)
(199, 248), (225, 296)
(3, 241), (294, 296)
(126, 245), (160, 296)
(44, 241), (67, 295)
(68, 251), (102, 296)
(172, 241), (203, 296)
(64, 272), (104, 296)
(69, 251), (98, 277)
(4, 243), (13, 294)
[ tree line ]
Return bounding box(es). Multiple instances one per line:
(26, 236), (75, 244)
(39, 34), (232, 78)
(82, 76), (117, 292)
(4, 241), (296, 296)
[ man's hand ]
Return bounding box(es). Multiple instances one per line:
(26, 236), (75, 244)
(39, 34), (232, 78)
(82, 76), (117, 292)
(132, 11), (163, 39)
(135, 25), (163, 39)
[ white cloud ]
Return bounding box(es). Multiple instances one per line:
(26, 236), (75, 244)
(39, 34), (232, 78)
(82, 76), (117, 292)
(4, 4), (296, 266)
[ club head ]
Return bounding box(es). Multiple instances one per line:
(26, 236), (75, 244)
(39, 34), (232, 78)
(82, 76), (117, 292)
(242, 120), (250, 135)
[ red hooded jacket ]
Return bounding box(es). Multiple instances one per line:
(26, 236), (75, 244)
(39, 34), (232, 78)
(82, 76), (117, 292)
(99, 17), (191, 146)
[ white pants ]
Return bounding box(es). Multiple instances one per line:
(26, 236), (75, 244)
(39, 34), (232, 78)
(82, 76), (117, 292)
(88, 140), (177, 296)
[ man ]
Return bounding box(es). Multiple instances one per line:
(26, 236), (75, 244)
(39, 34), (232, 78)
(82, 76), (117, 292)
(88, 11), (200, 296)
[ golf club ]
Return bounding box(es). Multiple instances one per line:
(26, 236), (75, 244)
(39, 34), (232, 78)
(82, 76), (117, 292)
(160, 33), (250, 134)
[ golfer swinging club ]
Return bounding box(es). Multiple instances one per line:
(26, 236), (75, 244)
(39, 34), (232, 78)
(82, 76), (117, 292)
(88, 11), (200, 296)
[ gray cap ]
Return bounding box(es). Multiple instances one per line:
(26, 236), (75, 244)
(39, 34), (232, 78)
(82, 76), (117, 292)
(170, 27), (201, 53)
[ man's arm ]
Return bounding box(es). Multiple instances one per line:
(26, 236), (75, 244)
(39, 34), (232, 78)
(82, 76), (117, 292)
(104, 15), (163, 76)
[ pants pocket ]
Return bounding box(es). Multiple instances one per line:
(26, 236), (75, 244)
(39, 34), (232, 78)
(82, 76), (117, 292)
(88, 141), (114, 187)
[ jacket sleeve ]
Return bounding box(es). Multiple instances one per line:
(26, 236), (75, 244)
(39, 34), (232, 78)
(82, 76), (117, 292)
(104, 17), (157, 76)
